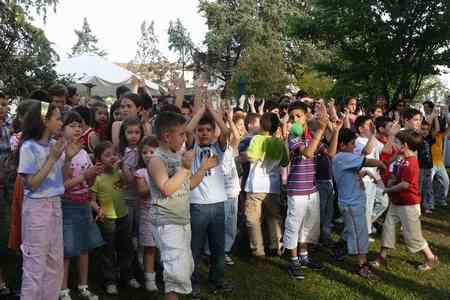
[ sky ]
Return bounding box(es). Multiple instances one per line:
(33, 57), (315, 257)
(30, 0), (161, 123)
(33, 0), (208, 63)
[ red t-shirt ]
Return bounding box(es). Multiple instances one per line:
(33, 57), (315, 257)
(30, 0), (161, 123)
(377, 136), (399, 185)
(391, 156), (421, 205)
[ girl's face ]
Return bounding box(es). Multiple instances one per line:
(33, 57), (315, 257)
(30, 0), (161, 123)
(235, 119), (246, 137)
(0, 97), (8, 120)
(120, 98), (139, 119)
(373, 108), (383, 118)
(125, 124), (142, 146)
(95, 107), (108, 124)
(113, 109), (121, 121)
(63, 121), (82, 142)
(45, 108), (63, 137)
(100, 147), (118, 167)
(347, 99), (357, 114)
(141, 145), (156, 163)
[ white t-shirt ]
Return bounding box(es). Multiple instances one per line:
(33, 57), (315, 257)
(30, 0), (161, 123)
(222, 147), (240, 198)
(189, 142), (227, 204)
(354, 136), (384, 181)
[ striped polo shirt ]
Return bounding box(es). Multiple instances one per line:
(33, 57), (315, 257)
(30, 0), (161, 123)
(287, 129), (317, 196)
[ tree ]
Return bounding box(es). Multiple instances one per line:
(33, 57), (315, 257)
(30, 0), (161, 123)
(0, 1), (60, 96)
(168, 18), (194, 75)
(70, 17), (107, 57)
(199, 0), (312, 96)
(292, 0), (450, 103)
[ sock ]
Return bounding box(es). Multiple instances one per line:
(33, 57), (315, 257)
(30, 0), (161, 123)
(78, 285), (88, 292)
(144, 272), (156, 281)
(290, 256), (299, 263)
(60, 289), (70, 296)
(299, 249), (308, 259)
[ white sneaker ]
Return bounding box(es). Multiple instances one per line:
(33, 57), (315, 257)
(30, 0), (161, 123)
(59, 289), (72, 300)
(105, 284), (118, 295)
(78, 287), (99, 300)
(224, 254), (235, 265)
(129, 278), (141, 289)
(145, 279), (158, 292)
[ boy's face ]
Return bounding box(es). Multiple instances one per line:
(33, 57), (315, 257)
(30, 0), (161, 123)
(197, 123), (214, 145)
(51, 95), (66, 112)
(379, 121), (393, 137)
(358, 119), (373, 137)
(165, 125), (186, 152)
(373, 108), (383, 118)
(0, 97), (8, 120)
(95, 108), (108, 124)
(405, 114), (422, 131)
(181, 107), (192, 119)
(290, 108), (307, 127)
(248, 118), (260, 134)
(339, 139), (356, 153)
(420, 123), (430, 136)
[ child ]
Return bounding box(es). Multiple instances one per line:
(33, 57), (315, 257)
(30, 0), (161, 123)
(283, 101), (328, 280)
(72, 106), (99, 154)
(91, 141), (138, 295)
(18, 101), (78, 300)
(112, 93), (142, 149)
(135, 136), (159, 292)
(59, 111), (104, 300)
(332, 128), (386, 279)
(186, 101), (231, 299)
(49, 84), (69, 117)
(91, 101), (109, 142)
(119, 117), (144, 252)
(371, 129), (438, 271)
(148, 111), (216, 300)
(244, 112), (288, 257)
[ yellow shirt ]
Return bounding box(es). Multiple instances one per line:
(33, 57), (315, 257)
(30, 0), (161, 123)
(431, 132), (444, 166)
(91, 170), (128, 219)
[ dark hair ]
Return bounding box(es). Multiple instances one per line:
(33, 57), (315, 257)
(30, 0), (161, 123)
(137, 135), (159, 168)
(423, 100), (434, 109)
(396, 129), (422, 151)
(374, 116), (392, 133)
(91, 101), (109, 128)
(244, 112), (260, 131)
(17, 99), (39, 119)
(154, 111), (186, 139)
(67, 86), (77, 98)
(198, 114), (216, 130)
(29, 89), (49, 102)
(121, 93), (143, 110)
(119, 117), (144, 155)
(72, 105), (93, 127)
(94, 141), (114, 162)
(371, 105), (384, 115)
(48, 84), (67, 98)
(288, 100), (308, 114)
(160, 103), (182, 114)
(438, 115), (448, 133)
(354, 115), (371, 134)
(345, 97), (357, 106)
(338, 128), (357, 146)
(296, 90), (307, 99)
(260, 112), (280, 134)
(63, 111), (83, 128)
(403, 108), (421, 121)
(106, 100), (121, 141)
(137, 87), (153, 111)
(116, 85), (131, 100)
(181, 101), (192, 112)
(0, 92), (5, 99)
(264, 100), (279, 113)
(22, 101), (59, 141)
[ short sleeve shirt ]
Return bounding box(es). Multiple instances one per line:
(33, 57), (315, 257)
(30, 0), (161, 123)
(354, 136), (383, 181)
(91, 170), (128, 219)
(332, 152), (366, 207)
(391, 156), (421, 205)
(63, 149), (93, 203)
(18, 139), (65, 199)
(135, 168), (151, 208)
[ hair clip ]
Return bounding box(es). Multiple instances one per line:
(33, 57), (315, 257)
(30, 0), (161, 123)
(41, 101), (49, 120)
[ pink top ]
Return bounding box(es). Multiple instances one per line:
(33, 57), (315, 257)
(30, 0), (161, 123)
(135, 168), (151, 208)
(64, 149), (93, 203)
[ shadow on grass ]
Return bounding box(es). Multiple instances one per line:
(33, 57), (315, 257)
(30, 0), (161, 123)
(421, 219), (450, 237)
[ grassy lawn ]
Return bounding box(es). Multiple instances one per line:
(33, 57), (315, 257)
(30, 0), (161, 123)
(1, 198), (450, 299)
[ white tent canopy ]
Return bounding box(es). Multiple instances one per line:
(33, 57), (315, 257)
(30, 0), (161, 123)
(55, 54), (163, 97)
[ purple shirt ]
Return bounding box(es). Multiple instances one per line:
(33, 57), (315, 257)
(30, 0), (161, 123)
(287, 130), (317, 196)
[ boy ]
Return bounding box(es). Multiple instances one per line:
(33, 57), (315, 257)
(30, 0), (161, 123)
(185, 102), (232, 299)
(354, 116), (386, 236)
(148, 111), (217, 300)
(244, 112), (289, 257)
(333, 128), (386, 279)
(371, 129), (438, 271)
(283, 101), (328, 280)
(403, 108), (434, 214)
(48, 84), (69, 117)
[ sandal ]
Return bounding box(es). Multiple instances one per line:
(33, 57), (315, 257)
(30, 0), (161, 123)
(418, 255), (439, 271)
(370, 255), (387, 269)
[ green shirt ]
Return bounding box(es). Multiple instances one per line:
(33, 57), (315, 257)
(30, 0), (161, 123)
(91, 170), (128, 219)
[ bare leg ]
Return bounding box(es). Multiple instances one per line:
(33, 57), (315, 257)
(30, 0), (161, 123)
(78, 252), (89, 286)
(422, 245), (435, 261)
(143, 247), (156, 273)
(166, 292), (177, 300)
(62, 258), (70, 290)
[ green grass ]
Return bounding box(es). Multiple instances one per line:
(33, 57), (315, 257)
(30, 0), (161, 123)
(1, 199), (450, 299)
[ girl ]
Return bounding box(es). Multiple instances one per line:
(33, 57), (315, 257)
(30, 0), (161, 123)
(342, 97), (358, 130)
(112, 93), (142, 149)
(18, 101), (78, 300)
(91, 141), (138, 295)
(72, 106), (99, 154)
(91, 101), (109, 142)
(67, 86), (81, 107)
(119, 117), (144, 250)
(135, 136), (159, 292)
(59, 111), (104, 300)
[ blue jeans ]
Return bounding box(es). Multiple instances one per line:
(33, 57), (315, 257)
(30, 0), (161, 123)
(431, 165), (449, 205)
(317, 180), (334, 241)
(190, 202), (225, 287)
(224, 197), (238, 253)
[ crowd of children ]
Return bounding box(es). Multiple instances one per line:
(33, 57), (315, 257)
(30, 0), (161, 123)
(0, 85), (448, 300)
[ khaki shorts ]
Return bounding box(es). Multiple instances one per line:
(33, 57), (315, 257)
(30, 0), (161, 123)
(381, 204), (428, 253)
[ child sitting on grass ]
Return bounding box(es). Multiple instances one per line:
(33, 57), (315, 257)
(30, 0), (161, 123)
(371, 129), (438, 271)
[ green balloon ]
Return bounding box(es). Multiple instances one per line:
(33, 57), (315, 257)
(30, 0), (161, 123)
(290, 122), (304, 137)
